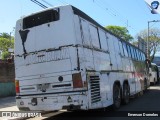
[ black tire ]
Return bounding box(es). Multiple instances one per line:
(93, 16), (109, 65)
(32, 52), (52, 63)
(154, 78), (156, 85)
(122, 84), (130, 105)
(144, 79), (148, 91)
(112, 84), (121, 110)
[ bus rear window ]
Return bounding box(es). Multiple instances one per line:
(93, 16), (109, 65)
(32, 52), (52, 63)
(23, 9), (59, 29)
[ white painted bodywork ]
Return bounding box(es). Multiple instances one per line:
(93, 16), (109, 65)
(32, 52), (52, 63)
(149, 63), (158, 84)
(15, 5), (148, 111)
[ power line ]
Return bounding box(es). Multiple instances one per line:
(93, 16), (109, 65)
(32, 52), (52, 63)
(100, 0), (127, 22)
(29, 0), (137, 33)
(41, 0), (53, 7)
(97, 1), (126, 20)
(94, 0), (127, 26)
(56, 0), (137, 32)
(30, 0), (48, 9)
(94, 0), (137, 32)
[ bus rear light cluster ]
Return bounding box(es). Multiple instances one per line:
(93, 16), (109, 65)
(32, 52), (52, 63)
(15, 80), (20, 94)
(72, 73), (83, 88)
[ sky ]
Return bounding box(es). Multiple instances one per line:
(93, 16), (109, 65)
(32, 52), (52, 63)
(0, 0), (160, 38)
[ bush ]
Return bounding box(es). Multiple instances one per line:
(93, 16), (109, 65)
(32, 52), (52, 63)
(2, 51), (10, 60)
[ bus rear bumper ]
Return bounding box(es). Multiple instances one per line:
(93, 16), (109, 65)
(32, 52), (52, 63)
(16, 94), (88, 111)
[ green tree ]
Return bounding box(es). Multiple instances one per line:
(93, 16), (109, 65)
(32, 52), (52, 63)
(2, 51), (11, 60)
(105, 25), (133, 42)
(0, 32), (11, 39)
(136, 28), (160, 62)
(0, 38), (14, 52)
(0, 32), (14, 60)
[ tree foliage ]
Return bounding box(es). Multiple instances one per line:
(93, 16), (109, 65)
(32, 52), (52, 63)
(0, 32), (14, 60)
(105, 25), (133, 42)
(0, 38), (14, 52)
(136, 28), (160, 62)
(2, 51), (11, 60)
(0, 32), (11, 39)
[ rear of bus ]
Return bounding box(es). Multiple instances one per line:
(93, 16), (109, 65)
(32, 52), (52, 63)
(14, 5), (88, 111)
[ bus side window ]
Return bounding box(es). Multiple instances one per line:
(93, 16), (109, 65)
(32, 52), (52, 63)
(119, 41), (124, 56)
(135, 49), (138, 60)
(142, 53), (145, 61)
(80, 19), (91, 46)
(122, 42), (128, 57)
(133, 48), (137, 60)
(130, 46), (135, 59)
(89, 24), (100, 49)
(139, 52), (142, 61)
(141, 52), (144, 61)
(98, 29), (108, 51)
(137, 50), (140, 61)
(134, 48), (137, 60)
(127, 45), (131, 58)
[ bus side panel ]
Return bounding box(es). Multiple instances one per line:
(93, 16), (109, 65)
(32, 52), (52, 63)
(73, 15), (82, 45)
(107, 33), (118, 70)
(100, 74), (113, 107)
(78, 18), (95, 70)
(15, 20), (23, 55)
(134, 61), (142, 93)
(80, 18), (92, 47)
(87, 72), (113, 109)
(112, 36), (123, 70)
(92, 51), (111, 71)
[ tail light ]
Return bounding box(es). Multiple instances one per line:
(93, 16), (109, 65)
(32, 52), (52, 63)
(15, 80), (20, 94)
(72, 73), (83, 88)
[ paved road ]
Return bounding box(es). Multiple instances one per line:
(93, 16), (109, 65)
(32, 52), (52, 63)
(0, 84), (160, 120)
(0, 96), (19, 111)
(119, 85), (160, 111)
(44, 84), (160, 120)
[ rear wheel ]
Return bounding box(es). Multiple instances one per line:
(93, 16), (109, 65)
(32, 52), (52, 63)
(144, 79), (148, 91)
(154, 78), (156, 85)
(113, 84), (121, 110)
(122, 84), (130, 105)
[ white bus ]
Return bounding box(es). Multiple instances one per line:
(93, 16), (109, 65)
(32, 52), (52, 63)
(15, 5), (149, 111)
(149, 63), (158, 85)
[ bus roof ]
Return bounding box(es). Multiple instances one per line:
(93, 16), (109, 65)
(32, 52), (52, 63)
(71, 6), (146, 55)
(19, 5), (145, 55)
